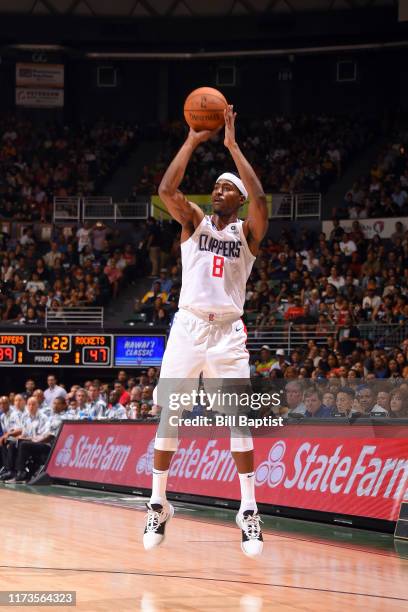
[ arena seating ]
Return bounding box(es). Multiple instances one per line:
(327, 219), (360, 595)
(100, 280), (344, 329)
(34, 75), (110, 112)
(0, 115), (138, 222)
(336, 129), (408, 218)
(134, 114), (375, 196)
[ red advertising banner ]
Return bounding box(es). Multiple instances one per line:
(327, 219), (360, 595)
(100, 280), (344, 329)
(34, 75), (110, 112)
(47, 422), (408, 522)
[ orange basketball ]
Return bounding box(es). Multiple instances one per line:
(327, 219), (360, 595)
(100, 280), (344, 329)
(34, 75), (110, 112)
(183, 87), (228, 132)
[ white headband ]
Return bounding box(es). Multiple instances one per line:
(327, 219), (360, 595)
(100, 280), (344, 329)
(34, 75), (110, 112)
(216, 172), (248, 200)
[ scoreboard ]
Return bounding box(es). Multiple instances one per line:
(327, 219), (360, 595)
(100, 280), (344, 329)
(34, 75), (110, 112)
(0, 333), (166, 368)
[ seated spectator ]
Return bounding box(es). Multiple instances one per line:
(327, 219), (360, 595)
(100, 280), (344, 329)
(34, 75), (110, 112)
(389, 388), (408, 418)
(105, 390), (128, 420)
(304, 388), (333, 418)
(128, 387), (143, 419)
(141, 280), (168, 305)
(333, 387), (354, 417)
(1, 397), (48, 483)
(371, 390), (390, 415)
(255, 346), (274, 377)
(113, 381), (130, 407)
(286, 381), (306, 415)
(322, 391), (336, 413)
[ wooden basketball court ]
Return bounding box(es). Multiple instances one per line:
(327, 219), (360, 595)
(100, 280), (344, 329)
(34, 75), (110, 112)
(1, 486), (407, 611)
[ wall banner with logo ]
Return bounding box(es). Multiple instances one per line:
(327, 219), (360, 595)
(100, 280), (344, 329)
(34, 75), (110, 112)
(47, 422), (408, 523)
(16, 63), (64, 108)
(322, 217), (406, 240)
(16, 63), (64, 88)
(16, 88), (64, 108)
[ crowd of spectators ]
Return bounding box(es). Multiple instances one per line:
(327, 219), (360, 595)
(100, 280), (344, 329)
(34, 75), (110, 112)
(246, 218), (408, 329)
(336, 127), (408, 219)
(0, 220), (143, 322)
(253, 374), (408, 420)
(252, 340), (408, 387)
(0, 369), (161, 483)
(0, 115), (138, 222)
(131, 114), (375, 197)
(137, 215), (408, 334)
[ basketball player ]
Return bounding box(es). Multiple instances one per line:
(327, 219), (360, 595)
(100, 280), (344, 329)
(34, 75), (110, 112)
(143, 106), (268, 557)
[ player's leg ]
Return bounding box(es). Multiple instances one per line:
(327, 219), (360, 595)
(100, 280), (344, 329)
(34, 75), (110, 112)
(143, 310), (206, 550)
(231, 437), (263, 558)
(205, 321), (263, 557)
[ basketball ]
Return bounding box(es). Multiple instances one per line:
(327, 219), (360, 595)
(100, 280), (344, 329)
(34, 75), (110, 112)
(183, 86), (228, 131)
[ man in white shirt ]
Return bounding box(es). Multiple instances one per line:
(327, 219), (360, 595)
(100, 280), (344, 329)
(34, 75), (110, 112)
(362, 284), (382, 318)
(270, 349), (289, 371)
(8, 398), (64, 484)
(327, 266), (345, 290)
(33, 389), (50, 416)
(44, 375), (67, 407)
(286, 381), (307, 415)
(86, 384), (107, 419)
(43, 242), (61, 268)
(339, 232), (357, 257)
(76, 222), (92, 253)
(3, 397), (49, 483)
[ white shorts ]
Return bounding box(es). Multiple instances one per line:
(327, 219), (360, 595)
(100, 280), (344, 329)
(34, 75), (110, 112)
(159, 308), (250, 380)
(154, 308), (253, 452)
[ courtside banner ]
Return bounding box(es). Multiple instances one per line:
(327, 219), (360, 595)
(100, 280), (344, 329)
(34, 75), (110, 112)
(47, 422), (408, 521)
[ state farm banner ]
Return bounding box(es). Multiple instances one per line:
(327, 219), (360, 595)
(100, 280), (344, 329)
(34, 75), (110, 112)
(16, 88), (64, 108)
(322, 217), (406, 240)
(16, 63), (64, 88)
(47, 422), (408, 522)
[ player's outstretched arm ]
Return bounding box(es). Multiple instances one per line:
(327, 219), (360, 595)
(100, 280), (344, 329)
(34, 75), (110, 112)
(224, 105), (268, 254)
(158, 128), (219, 230)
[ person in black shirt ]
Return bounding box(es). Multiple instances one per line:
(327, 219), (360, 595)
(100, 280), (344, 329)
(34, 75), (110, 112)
(337, 316), (360, 355)
(146, 217), (162, 277)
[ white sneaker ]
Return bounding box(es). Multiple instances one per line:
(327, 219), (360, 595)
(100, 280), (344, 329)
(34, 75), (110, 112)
(236, 510), (263, 558)
(143, 502), (174, 550)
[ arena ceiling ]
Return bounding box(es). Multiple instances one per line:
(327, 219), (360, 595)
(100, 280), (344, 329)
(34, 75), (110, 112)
(0, 0), (397, 18)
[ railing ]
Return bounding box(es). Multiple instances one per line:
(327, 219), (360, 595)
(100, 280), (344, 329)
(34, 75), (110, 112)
(295, 193), (322, 218)
(271, 193), (293, 218)
(53, 193), (321, 222)
(45, 307), (104, 328)
(357, 323), (408, 348)
(114, 202), (151, 219)
(265, 193), (322, 219)
(247, 323), (336, 353)
(82, 196), (114, 220)
(53, 197), (81, 222)
(53, 197), (149, 222)
(246, 322), (408, 353)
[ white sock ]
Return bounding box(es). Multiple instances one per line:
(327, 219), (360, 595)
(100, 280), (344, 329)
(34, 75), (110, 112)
(238, 472), (258, 515)
(150, 468), (169, 506)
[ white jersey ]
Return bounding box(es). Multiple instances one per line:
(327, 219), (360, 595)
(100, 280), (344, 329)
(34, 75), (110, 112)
(178, 215), (255, 318)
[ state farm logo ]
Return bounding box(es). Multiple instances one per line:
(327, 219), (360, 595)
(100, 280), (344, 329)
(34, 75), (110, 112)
(255, 441), (286, 488)
(135, 438), (237, 482)
(54, 433), (131, 472)
(255, 441), (408, 502)
(136, 439), (155, 475)
(55, 434), (74, 467)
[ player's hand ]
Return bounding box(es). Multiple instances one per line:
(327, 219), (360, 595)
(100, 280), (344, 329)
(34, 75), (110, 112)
(224, 105), (237, 149)
(187, 126), (221, 146)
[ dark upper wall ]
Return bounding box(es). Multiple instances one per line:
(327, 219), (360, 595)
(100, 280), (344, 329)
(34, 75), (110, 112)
(0, 48), (406, 122)
(0, 6), (407, 122)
